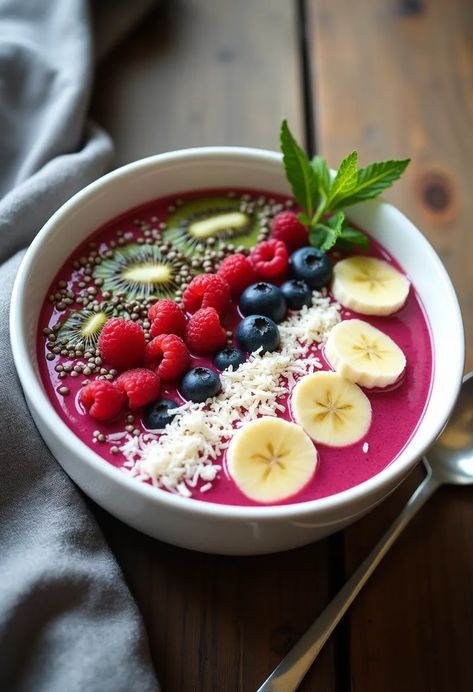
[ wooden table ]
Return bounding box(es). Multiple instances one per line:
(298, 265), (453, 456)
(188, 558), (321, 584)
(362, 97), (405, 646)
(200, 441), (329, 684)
(92, 1), (473, 690)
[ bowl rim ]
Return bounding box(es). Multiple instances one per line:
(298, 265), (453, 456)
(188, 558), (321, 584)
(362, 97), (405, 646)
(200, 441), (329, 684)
(10, 145), (465, 521)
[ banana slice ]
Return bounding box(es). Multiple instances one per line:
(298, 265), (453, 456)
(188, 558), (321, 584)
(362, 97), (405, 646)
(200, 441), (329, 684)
(332, 256), (410, 315)
(292, 371), (372, 447)
(227, 417), (317, 503)
(325, 319), (406, 388)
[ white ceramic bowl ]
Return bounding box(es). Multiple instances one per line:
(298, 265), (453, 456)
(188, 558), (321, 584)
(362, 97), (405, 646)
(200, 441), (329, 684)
(10, 147), (464, 555)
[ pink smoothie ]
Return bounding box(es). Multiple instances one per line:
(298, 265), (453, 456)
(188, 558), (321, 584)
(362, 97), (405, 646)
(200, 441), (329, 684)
(37, 188), (433, 507)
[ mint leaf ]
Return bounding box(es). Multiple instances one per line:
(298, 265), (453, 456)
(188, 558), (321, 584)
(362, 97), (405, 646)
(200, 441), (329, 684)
(325, 151), (358, 209)
(298, 211), (311, 226)
(280, 120), (317, 219)
(336, 225), (370, 250)
(310, 155), (331, 197)
(309, 211), (345, 251)
(331, 158), (410, 209)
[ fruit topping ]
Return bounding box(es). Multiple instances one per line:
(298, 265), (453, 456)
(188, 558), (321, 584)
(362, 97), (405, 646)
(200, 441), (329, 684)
(164, 196), (262, 255)
(331, 256), (410, 316)
(144, 334), (190, 382)
(115, 368), (161, 409)
(98, 318), (145, 370)
(292, 371), (372, 447)
(182, 273), (231, 317)
(325, 319), (406, 388)
(79, 380), (127, 421)
(239, 282), (287, 323)
(217, 253), (257, 297)
(250, 239), (288, 281)
(143, 398), (179, 430)
(149, 298), (187, 338)
(93, 244), (192, 301)
(280, 279), (312, 310)
(213, 346), (246, 371)
(289, 246), (332, 289)
(180, 366), (221, 403)
(57, 306), (114, 350)
(226, 417), (318, 503)
(270, 211), (309, 252)
(236, 315), (280, 354)
(185, 307), (227, 355)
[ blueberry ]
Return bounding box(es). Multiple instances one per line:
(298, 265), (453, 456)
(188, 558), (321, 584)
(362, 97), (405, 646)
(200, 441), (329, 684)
(289, 247), (332, 289)
(213, 346), (246, 371)
(143, 398), (179, 430)
(180, 367), (221, 403)
(239, 282), (287, 323)
(236, 315), (280, 354)
(280, 279), (313, 310)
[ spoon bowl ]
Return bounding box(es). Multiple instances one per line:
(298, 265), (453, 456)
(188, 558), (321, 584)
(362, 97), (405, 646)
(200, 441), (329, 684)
(427, 371), (473, 485)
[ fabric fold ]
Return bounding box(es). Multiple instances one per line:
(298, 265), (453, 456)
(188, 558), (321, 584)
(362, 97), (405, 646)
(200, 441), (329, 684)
(0, 1), (160, 690)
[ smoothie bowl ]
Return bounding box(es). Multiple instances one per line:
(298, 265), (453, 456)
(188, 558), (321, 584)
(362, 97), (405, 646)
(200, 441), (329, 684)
(10, 143), (464, 554)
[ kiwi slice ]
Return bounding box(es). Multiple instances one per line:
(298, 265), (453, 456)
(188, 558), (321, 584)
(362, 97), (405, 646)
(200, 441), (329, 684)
(57, 306), (114, 349)
(93, 244), (190, 301)
(163, 196), (261, 255)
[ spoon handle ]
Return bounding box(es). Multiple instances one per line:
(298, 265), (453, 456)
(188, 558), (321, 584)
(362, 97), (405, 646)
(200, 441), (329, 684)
(257, 464), (441, 692)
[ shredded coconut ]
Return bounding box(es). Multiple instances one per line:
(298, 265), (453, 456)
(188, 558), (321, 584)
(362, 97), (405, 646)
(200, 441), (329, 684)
(362, 442), (369, 453)
(118, 291), (341, 495)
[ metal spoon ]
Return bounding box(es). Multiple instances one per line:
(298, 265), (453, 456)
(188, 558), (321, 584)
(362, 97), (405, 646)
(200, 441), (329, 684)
(258, 371), (473, 692)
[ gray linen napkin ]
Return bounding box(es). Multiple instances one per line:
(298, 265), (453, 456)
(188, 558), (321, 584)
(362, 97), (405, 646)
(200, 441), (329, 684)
(0, 1), (160, 690)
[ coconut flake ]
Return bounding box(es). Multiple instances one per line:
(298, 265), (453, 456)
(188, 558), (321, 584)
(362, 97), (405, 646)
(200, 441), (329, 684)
(119, 290), (341, 496)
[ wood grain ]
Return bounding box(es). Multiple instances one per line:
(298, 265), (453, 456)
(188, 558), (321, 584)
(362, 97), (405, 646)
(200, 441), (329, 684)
(308, 1), (473, 689)
(308, 0), (473, 369)
(92, 2), (336, 691)
(95, 507), (337, 692)
(92, 0), (303, 160)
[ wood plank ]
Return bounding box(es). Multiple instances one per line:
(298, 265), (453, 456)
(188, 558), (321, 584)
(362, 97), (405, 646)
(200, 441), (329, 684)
(308, 0), (473, 690)
(94, 507), (337, 692)
(92, 2), (336, 690)
(92, 0), (303, 159)
(308, 0), (473, 370)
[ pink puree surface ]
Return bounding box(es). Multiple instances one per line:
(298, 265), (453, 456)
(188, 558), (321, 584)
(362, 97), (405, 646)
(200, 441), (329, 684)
(37, 189), (433, 507)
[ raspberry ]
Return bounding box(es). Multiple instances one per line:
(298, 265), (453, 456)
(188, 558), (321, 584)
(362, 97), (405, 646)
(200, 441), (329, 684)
(115, 368), (161, 410)
(79, 380), (126, 421)
(250, 239), (289, 282)
(144, 334), (190, 382)
(217, 253), (257, 297)
(98, 318), (145, 370)
(270, 211), (309, 253)
(182, 273), (230, 317)
(148, 299), (187, 339)
(186, 307), (227, 356)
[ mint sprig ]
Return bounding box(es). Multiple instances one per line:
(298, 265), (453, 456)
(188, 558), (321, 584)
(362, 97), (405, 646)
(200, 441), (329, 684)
(280, 120), (318, 220)
(280, 120), (410, 251)
(310, 211), (345, 251)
